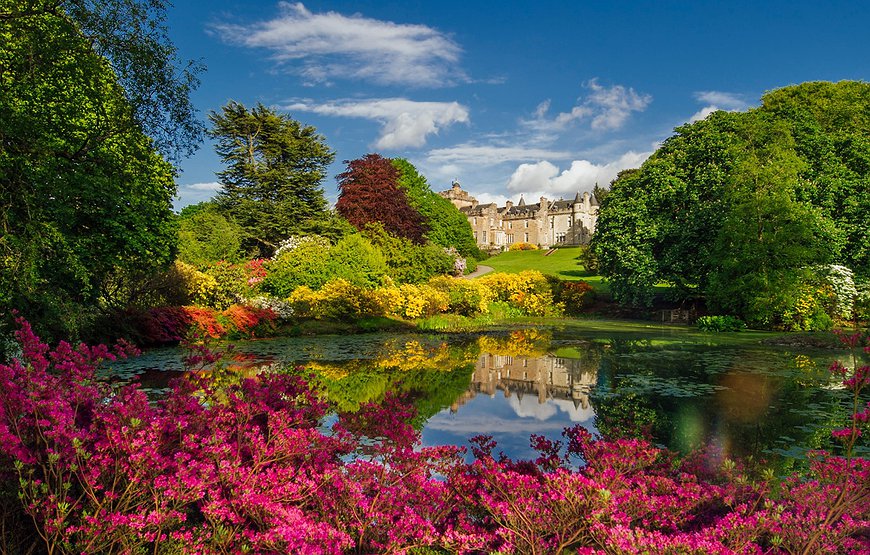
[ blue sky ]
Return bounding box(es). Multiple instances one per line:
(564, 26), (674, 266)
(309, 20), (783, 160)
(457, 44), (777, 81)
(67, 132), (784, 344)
(168, 1), (870, 209)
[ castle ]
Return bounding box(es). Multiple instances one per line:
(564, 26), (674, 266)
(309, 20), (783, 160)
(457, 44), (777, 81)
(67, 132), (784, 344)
(439, 181), (599, 251)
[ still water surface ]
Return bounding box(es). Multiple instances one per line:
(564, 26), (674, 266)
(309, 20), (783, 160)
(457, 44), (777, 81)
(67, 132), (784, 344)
(107, 325), (866, 464)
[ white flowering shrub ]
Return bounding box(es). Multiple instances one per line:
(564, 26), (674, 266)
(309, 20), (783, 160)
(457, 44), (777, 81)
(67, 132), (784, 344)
(272, 235), (331, 260)
(817, 264), (858, 319)
(249, 296), (295, 321)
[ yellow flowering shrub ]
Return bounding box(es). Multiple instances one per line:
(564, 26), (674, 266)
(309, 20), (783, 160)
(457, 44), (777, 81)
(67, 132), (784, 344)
(508, 242), (538, 251)
(780, 283), (835, 331)
(427, 276), (493, 315)
(287, 285), (320, 319)
(287, 279), (386, 320)
(477, 271), (561, 316)
(173, 261), (220, 306)
(396, 284), (449, 319)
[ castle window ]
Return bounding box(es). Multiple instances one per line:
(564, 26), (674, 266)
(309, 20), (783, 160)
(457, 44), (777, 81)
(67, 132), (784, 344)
(524, 220), (529, 228)
(472, 217), (476, 226)
(482, 231), (487, 243)
(524, 232), (529, 242)
(508, 221), (512, 229)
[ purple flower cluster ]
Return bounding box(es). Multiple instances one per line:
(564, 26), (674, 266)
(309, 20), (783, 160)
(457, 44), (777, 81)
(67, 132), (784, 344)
(0, 318), (868, 554)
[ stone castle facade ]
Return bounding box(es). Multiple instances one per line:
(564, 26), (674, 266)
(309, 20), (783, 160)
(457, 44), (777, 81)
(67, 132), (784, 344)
(438, 181), (599, 251)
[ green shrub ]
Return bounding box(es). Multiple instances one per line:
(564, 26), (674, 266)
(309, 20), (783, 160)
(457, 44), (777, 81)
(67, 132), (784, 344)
(263, 235), (333, 296)
(363, 223), (453, 284)
(696, 315), (746, 332)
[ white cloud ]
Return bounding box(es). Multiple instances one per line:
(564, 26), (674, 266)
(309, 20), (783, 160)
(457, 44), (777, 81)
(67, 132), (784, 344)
(474, 192), (511, 206)
(688, 90), (749, 122)
(426, 144), (573, 166)
(506, 151), (651, 196)
(526, 78), (652, 132)
(185, 182), (222, 192)
(212, 2), (463, 87)
(285, 98), (469, 149)
(174, 182), (222, 211)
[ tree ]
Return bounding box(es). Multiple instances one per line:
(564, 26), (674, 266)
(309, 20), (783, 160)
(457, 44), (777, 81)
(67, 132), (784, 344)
(210, 102), (334, 256)
(0, 0), (200, 340)
(336, 154), (427, 244)
(593, 81), (869, 327)
(391, 159), (480, 258)
(177, 203), (246, 265)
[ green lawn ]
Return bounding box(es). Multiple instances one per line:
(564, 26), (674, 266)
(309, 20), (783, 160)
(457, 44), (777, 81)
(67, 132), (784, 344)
(481, 247), (611, 290)
(483, 247), (585, 276)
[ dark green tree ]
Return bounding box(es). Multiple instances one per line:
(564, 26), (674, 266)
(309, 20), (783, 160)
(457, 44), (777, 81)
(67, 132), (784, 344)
(209, 102), (334, 256)
(391, 159), (480, 258)
(594, 82), (870, 326)
(0, 0), (201, 340)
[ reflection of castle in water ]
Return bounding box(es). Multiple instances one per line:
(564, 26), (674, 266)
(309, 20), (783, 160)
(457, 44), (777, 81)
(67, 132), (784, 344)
(451, 353), (598, 413)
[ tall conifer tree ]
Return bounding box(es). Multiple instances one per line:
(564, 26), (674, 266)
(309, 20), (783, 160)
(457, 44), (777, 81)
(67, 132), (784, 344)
(209, 102), (334, 256)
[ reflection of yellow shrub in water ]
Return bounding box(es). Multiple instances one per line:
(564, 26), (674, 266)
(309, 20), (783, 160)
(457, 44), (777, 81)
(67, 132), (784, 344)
(376, 340), (477, 371)
(477, 329), (551, 358)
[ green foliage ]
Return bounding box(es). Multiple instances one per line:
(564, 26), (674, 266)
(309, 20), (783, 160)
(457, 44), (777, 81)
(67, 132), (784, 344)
(177, 203), (245, 265)
(391, 158), (481, 258)
(362, 224), (454, 284)
(209, 102), (334, 256)
(594, 81), (870, 327)
(262, 236), (334, 296)
(696, 316), (746, 332)
(0, 1), (198, 340)
(262, 234), (388, 296)
(326, 234), (388, 289)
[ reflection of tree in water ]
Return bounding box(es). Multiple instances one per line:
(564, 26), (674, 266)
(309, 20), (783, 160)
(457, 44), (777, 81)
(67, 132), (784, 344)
(592, 337), (845, 466)
(302, 338), (480, 424)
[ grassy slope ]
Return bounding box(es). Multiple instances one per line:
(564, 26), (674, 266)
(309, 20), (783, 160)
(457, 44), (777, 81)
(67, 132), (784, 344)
(481, 247), (610, 292)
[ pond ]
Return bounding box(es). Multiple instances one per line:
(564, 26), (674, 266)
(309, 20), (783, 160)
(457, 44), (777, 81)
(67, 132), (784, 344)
(106, 321), (868, 467)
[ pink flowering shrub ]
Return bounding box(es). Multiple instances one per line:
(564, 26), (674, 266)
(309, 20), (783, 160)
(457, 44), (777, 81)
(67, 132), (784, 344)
(0, 319), (868, 554)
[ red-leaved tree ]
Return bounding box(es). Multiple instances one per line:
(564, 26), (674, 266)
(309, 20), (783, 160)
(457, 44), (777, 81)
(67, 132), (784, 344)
(336, 154), (427, 244)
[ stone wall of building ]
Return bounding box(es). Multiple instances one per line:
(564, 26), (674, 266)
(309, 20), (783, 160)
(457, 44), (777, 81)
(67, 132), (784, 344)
(439, 181), (599, 250)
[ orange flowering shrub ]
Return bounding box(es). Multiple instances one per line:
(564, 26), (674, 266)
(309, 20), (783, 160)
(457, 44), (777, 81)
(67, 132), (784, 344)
(184, 306), (227, 338)
(222, 305), (277, 337)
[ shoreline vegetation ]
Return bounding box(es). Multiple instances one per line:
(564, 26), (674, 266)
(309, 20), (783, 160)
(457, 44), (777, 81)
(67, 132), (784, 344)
(0, 318), (867, 554)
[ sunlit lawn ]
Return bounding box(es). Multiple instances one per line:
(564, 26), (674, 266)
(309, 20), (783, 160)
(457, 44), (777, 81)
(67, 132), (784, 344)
(481, 247), (611, 293)
(481, 248), (684, 300)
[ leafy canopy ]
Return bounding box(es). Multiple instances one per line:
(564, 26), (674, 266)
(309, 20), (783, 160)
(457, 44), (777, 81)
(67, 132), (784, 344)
(593, 81), (870, 327)
(210, 101), (334, 256)
(0, 0), (200, 340)
(336, 154), (428, 244)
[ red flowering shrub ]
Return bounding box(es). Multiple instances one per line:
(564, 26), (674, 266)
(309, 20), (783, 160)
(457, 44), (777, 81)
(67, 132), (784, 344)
(222, 304), (277, 338)
(558, 280), (595, 315)
(0, 320), (867, 554)
(136, 306), (193, 345)
(183, 306), (226, 338)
